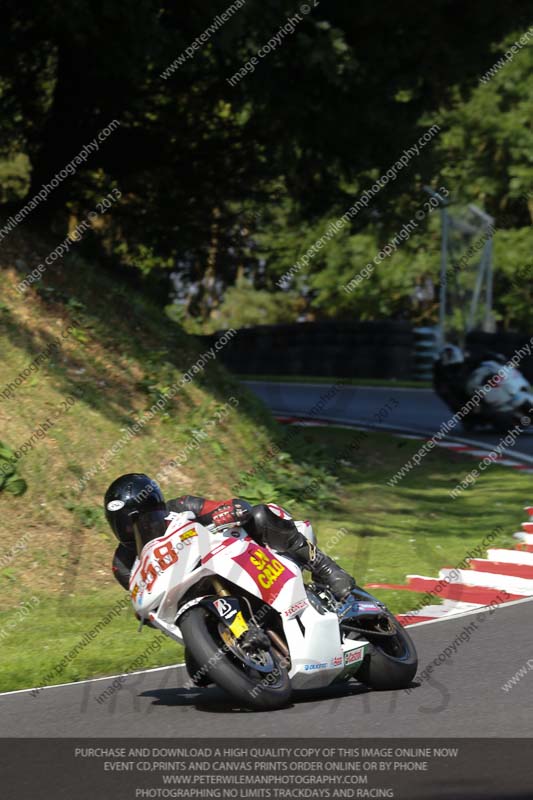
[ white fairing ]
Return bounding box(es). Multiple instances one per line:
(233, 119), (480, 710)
(295, 519), (317, 547)
(129, 512), (366, 689)
(467, 362), (533, 413)
(268, 504), (317, 547)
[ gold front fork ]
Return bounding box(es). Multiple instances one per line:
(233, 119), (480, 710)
(212, 577), (230, 597)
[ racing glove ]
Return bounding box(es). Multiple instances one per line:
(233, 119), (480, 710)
(210, 499), (252, 527)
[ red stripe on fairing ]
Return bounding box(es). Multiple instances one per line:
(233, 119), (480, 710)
(469, 559), (533, 579)
(521, 522), (533, 533)
(516, 544), (533, 553)
(201, 536), (243, 564)
(267, 503), (291, 519)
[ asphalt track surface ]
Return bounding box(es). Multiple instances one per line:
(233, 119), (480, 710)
(243, 380), (533, 460)
(1, 597), (533, 738)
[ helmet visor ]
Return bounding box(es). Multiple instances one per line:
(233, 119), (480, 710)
(135, 509), (169, 549)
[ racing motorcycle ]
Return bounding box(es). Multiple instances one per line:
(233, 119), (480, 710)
(464, 360), (533, 431)
(434, 347), (533, 432)
(130, 511), (418, 710)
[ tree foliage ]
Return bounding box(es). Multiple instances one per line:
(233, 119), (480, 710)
(0, 1), (532, 330)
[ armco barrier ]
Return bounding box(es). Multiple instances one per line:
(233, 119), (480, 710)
(197, 321), (415, 379)
(197, 323), (533, 381)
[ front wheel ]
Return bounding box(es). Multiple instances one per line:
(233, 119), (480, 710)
(179, 606), (292, 710)
(356, 615), (418, 690)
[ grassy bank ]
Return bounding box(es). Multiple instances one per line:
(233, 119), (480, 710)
(0, 226), (333, 691)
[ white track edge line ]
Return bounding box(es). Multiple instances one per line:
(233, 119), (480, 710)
(406, 594), (533, 628)
(0, 662), (187, 698)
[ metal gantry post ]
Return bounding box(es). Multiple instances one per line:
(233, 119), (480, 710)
(439, 204), (449, 348)
(424, 186), (450, 349)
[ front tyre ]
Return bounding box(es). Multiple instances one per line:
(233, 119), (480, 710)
(184, 647), (212, 687)
(357, 615), (418, 690)
(179, 606), (292, 710)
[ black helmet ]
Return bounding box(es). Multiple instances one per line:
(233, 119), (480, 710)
(104, 473), (168, 553)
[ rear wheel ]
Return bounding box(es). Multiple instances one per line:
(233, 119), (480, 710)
(179, 606), (292, 710)
(356, 615), (418, 690)
(491, 412), (518, 433)
(461, 414), (477, 432)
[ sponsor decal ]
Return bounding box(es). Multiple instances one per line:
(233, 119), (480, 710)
(232, 544), (295, 604)
(228, 611), (248, 638)
(331, 655), (343, 668)
(107, 499), (125, 511)
(131, 585), (139, 600)
(213, 598), (237, 619)
(179, 529), (198, 542)
(304, 662), (328, 671)
(283, 599), (309, 618)
(344, 648), (364, 666)
(250, 549), (286, 590)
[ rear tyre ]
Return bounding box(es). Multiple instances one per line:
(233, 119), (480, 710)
(492, 413), (517, 433)
(179, 606), (292, 710)
(461, 415), (477, 432)
(356, 616), (418, 690)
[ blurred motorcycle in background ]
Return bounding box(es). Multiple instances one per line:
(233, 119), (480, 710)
(433, 344), (533, 432)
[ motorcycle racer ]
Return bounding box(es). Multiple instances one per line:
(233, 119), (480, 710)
(105, 473), (356, 601)
(433, 344), (470, 413)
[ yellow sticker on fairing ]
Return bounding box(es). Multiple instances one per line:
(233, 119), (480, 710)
(229, 611), (248, 638)
(180, 529), (198, 542)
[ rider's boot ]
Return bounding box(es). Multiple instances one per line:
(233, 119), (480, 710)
(289, 537), (356, 600)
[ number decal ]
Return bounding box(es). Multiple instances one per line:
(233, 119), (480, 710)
(153, 541), (179, 570)
(140, 560), (158, 592)
(139, 541), (179, 592)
